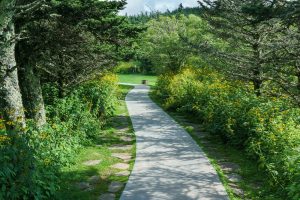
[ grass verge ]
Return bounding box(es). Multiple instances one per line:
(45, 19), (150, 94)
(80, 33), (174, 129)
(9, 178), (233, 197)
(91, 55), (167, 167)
(56, 85), (135, 200)
(117, 74), (157, 86)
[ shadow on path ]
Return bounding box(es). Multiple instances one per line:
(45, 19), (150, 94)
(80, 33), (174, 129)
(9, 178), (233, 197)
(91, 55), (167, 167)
(121, 85), (229, 200)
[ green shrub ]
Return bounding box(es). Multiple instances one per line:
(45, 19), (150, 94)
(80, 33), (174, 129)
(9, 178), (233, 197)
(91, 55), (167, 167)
(0, 126), (60, 199)
(154, 67), (300, 197)
(46, 92), (101, 142)
(79, 74), (119, 119)
(0, 74), (119, 199)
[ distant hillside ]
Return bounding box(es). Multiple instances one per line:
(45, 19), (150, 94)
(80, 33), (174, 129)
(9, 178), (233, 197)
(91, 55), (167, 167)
(128, 5), (203, 24)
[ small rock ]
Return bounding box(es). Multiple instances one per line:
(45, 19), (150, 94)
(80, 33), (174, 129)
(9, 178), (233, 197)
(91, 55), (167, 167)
(108, 181), (124, 192)
(99, 193), (116, 200)
(112, 163), (130, 170)
(233, 187), (244, 196)
(219, 162), (240, 173)
(109, 145), (132, 151)
(115, 170), (130, 177)
(116, 127), (130, 133)
(228, 183), (244, 197)
(227, 173), (243, 183)
(76, 182), (90, 190)
(112, 153), (132, 161)
(120, 136), (133, 142)
(83, 160), (101, 166)
(228, 183), (238, 188)
(88, 175), (101, 184)
(216, 158), (230, 162)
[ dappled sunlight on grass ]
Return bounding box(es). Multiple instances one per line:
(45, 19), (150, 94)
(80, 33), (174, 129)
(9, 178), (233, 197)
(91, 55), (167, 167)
(56, 85), (136, 199)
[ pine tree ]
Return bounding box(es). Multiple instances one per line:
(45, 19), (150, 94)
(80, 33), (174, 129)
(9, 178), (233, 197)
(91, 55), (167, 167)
(267, 0), (300, 103)
(199, 0), (283, 96)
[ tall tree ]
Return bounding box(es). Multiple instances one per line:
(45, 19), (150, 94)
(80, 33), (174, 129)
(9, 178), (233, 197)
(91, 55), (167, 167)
(137, 14), (209, 73)
(14, 0), (142, 125)
(199, 0), (283, 96)
(0, 0), (44, 129)
(267, 0), (300, 104)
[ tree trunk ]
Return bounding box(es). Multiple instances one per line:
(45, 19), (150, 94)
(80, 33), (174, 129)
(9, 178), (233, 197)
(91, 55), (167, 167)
(253, 66), (262, 97)
(0, 2), (26, 129)
(252, 37), (263, 97)
(296, 71), (300, 92)
(18, 64), (46, 127)
(58, 76), (66, 98)
(253, 77), (262, 97)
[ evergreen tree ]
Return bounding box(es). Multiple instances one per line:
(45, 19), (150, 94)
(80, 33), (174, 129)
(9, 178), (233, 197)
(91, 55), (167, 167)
(0, 0), (47, 130)
(1, 0), (143, 128)
(199, 0), (283, 96)
(23, 0), (141, 125)
(269, 0), (300, 104)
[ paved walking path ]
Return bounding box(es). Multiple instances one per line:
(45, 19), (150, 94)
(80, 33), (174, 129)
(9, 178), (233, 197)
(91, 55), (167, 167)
(121, 85), (228, 200)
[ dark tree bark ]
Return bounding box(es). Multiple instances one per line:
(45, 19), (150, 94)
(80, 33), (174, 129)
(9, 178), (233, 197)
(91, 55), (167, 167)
(252, 39), (263, 97)
(58, 76), (66, 98)
(15, 25), (47, 127)
(18, 63), (46, 127)
(253, 73), (263, 96)
(0, 1), (26, 129)
(297, 71), (300, 92)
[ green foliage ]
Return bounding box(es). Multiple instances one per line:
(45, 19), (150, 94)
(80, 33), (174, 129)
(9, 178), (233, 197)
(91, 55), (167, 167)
(79, 74), (119, 119)
(136, 14), (211, 74)
(14, 0), (143, 120)
(0, 74), (119, 199)
(116, 60), (155, 74)
(116, 61), (142, 74)
(154, 67), (300, 198)
(0, 123), (72, 199)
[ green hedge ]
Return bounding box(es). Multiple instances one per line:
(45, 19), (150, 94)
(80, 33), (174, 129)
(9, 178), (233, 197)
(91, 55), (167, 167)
(154, 67), (300, 198)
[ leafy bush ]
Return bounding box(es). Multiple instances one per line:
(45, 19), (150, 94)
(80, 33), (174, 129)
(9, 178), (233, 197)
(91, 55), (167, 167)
(154, 67), (300, 197)
(0, 74), (119, 199)
(0, 125), (64, 199)
(79, 74), (119, 119)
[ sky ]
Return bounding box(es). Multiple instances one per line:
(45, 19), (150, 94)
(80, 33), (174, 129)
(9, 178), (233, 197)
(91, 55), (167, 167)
(120, 0), (199, 16)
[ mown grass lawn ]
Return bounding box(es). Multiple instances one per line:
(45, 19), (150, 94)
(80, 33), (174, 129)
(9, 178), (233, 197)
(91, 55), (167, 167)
(118, 74), (157, 86)
(56, 85), (135, 200)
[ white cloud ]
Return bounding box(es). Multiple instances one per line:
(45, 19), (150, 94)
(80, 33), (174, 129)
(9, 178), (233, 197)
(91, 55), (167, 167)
(119, 0), (144, 15)
(120, 0), (199, 15)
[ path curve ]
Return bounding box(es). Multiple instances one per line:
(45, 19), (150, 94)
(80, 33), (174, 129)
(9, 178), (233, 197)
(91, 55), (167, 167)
(121, 85), (228, 200)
